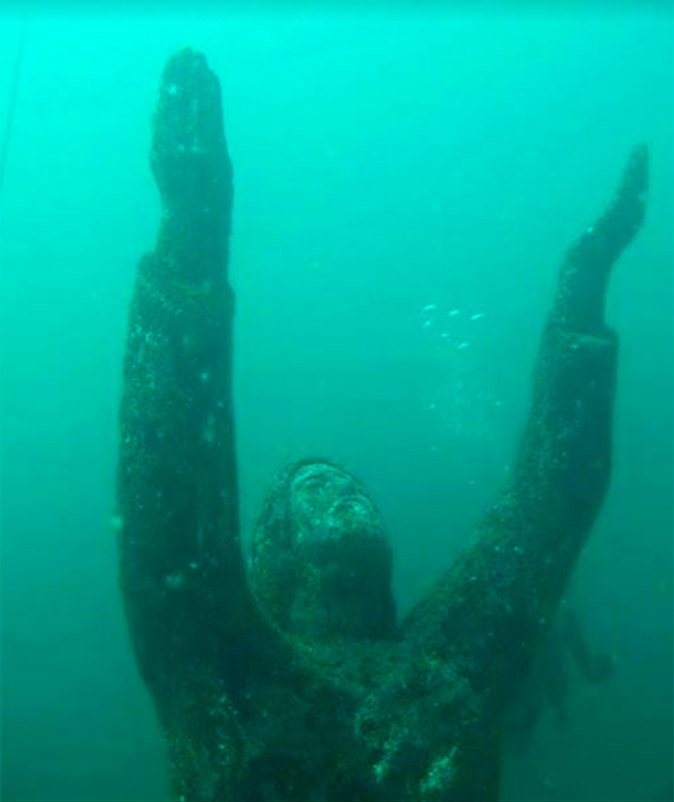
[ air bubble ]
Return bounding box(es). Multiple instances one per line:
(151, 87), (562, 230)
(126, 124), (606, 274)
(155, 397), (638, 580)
(421, 304), (439, 328)
(166, 572), (184, 590)
(203, 414), (216, 444)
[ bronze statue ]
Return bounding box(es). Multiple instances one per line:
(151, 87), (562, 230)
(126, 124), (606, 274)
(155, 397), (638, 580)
(116, 48), (648, 801)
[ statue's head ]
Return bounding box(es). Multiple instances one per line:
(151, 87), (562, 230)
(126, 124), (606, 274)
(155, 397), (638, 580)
(249, 458), (397, 644)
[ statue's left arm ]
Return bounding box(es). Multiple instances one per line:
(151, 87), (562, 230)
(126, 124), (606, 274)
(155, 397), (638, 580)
(401, 146), (649, 708)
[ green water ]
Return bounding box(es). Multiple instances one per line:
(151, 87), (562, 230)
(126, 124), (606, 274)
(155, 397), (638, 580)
(1, 7), (672, 801)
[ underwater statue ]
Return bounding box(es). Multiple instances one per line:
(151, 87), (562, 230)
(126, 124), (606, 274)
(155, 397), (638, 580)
(116, 48), (649, 801)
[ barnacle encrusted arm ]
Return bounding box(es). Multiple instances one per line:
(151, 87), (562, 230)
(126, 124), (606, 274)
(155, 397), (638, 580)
(352, 147), (648, 801)
(116, 48), (252, 697)
(402, 145), (648, 707)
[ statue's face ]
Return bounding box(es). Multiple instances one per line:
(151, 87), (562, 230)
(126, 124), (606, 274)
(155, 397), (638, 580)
(289, 462), (384, 550)
(250, 459), (396, 642)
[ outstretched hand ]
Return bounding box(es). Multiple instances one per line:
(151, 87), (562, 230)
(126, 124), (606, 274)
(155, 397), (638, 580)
(598, 143), (649, 257)
(575, 143), (649, 269)
(555, 144), (649, 331)
(151, 47), (233, 220)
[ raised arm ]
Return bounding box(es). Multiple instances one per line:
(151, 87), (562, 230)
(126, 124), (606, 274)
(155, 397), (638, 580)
(116, 49), (249, 699)
(401, 145), (649, 703)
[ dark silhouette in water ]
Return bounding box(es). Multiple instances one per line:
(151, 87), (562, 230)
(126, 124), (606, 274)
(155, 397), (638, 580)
(116, 48), (649, 801)
(506, 600), (616, 755)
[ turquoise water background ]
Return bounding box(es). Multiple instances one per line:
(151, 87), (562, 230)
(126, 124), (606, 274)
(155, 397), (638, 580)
(1, 8), (672, 801)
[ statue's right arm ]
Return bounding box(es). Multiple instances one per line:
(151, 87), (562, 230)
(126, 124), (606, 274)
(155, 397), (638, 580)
(115, 49), (251, 701)
(114, 54), (346, 801)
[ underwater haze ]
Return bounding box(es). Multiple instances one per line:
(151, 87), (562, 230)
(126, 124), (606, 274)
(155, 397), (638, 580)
(1, 7), (672, 802)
